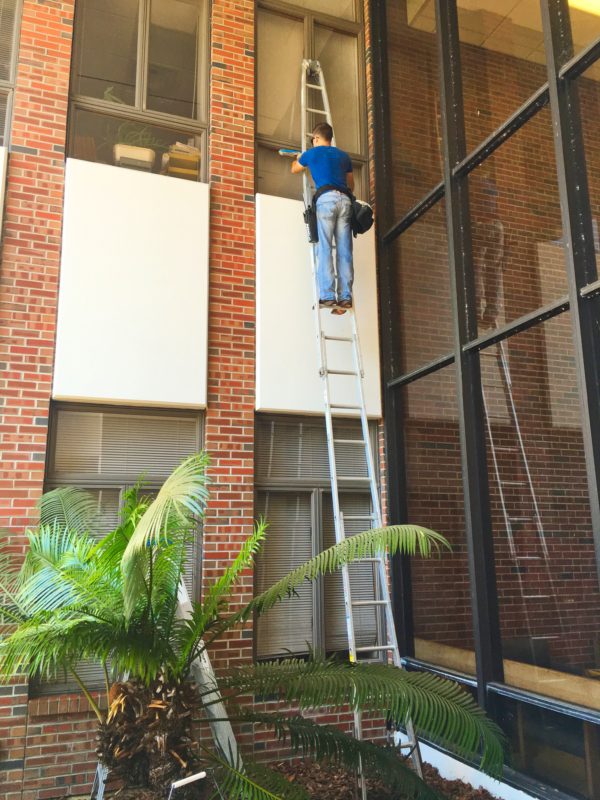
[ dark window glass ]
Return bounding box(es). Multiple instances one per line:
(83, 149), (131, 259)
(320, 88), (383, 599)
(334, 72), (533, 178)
(579, 64), (600, 287)
(402, 366), (475, 673)
(147, 0), (202, 119)
(481, 316), (600, 701)
(458, 0), (546, 151)
(69, 108), (202, 179)
(468, 109), (568, 339)
(495, 694), (600, 800)
(73, 0), (139, 105)
(384, 0), (442, 221)
(70, 0), (205, 180)
(390, 201), (451, 378)
(255, 6), (365, 200)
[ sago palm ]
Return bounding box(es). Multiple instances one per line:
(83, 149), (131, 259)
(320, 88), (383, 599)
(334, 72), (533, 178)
(0, 453), (505, 799)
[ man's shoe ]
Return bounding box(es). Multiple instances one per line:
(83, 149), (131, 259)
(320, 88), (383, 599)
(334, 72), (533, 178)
(319, 299), (336, 307)
(338, 299), (352, 309)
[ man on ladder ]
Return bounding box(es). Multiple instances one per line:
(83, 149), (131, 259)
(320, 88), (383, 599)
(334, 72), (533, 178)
(282, 59), (423, 800)
(291, 121), (355, 315)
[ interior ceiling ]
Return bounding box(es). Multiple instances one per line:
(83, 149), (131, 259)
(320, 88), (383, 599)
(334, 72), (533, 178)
(408, 0), (600, 77)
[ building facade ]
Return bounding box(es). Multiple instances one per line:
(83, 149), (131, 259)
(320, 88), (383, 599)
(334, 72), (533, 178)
(0, 2), (598, 800)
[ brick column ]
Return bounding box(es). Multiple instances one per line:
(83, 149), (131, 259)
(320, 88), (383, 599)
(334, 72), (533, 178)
(0, 2), (75, 796)
(203, 0), (256, 670)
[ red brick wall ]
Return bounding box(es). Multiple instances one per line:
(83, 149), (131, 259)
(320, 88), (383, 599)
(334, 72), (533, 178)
(0, 1), (75, 797)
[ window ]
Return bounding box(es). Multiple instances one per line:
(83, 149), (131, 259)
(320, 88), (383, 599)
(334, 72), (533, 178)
(0, 0), (20, 146)
(38, 404), (202, 692)
(68, 0), (208, 181)
(254, 415), (380, 659)
(256, 1), (367, 200)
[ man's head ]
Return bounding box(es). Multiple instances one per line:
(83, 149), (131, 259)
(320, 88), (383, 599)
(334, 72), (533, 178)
(312, 123), (333, 146)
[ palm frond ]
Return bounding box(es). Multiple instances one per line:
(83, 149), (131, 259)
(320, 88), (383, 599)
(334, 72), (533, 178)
(121, 452), (209, 571)
(214, 525), (449, 638)
(39, 487), (98, 533)
(232, 711), (440, 800)
(219, 659), (505, 775)
(175, 521), (267, 672)
(17, 522), (109, 615)
(202, 749), (284, 800)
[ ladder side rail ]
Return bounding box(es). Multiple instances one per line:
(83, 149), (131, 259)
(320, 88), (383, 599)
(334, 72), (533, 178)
(482, 383), (517, 556)
(349, 313), (382, 528)
(497, 341), (548, 554)
(301, 59), (360, 662)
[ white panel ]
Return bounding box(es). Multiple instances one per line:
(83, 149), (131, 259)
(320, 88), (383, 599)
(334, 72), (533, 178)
(53, 159), (209, 407)
(256, 193), (382, 418)
(0, 146), (8, 231)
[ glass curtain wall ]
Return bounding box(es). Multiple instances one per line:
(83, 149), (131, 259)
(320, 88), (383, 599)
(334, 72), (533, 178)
(375, 2), (600, 798)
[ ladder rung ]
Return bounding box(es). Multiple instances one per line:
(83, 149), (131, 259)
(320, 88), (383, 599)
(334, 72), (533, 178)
(306, 83), (323, 90)
(341, 514), (375, 521)
(334, 438), (366, 445)
(335, 476), (370, 482)
(324, 335), (353, 342)
(516, 555), (541, 560)
(356, 557), (384, 563)
(495, 446), (518, 452)
(502, 481), (526, 486)
(355, 645), (394, 653)
(307, 107), (328, 114)
(327, 369), (358, 376)
(523, 594), (551, 599)
(330, 403), (361, 409)
(352, 600), (388, 607)
(509, 516), (534, 522)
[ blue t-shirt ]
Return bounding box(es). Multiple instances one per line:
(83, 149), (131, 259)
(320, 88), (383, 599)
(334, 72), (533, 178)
(298, 145), (352, 190)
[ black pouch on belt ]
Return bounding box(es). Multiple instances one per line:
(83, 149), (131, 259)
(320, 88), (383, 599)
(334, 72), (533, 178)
(303, 204), (319, 243)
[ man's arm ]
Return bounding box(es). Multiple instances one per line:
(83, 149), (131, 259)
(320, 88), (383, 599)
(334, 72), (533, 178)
(291, 155), (305, 174)
(346, 171), (355, 192)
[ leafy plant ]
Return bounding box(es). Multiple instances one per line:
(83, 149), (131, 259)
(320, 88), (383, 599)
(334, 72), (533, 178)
(0, 454), (505, 799)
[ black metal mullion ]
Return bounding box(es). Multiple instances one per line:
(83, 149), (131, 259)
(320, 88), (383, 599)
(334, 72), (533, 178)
(541, 1), (600, 581)
(370, 0), (415, 656)
(435, 0), (503, 707)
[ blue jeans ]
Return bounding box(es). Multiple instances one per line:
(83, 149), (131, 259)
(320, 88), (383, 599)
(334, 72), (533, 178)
(316, 191), (353, 302)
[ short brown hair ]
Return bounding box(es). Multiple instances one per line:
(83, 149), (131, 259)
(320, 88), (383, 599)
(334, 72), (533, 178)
(312, 122), (333, 143)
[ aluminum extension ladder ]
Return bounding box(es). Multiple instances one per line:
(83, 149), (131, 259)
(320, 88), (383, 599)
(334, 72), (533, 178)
(300, 59), (423, 797)
(481, 340), (565, 662)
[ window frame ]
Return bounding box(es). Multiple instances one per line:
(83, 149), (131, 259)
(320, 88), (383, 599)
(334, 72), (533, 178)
(67, 0), (209, 180)
(254, 413), (380, 660)
(256, 0), (368, 197)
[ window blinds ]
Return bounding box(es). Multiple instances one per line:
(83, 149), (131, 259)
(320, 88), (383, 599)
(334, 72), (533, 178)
(255, 491), (313, 659)
(0, 0), (17, 83)
(256, 417), (371, 484)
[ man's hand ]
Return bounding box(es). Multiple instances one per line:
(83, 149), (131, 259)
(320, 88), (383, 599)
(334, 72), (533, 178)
(346, 171), (355, 192)
(291, 155), (305, 175)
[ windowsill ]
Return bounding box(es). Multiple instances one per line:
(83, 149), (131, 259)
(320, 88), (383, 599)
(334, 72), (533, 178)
(415, 638), (600, 711)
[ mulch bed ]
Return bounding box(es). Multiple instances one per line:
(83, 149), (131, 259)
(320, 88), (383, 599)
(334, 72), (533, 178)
(270, 759), (501, 800)
(65, 759), (502, 800)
